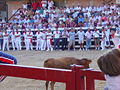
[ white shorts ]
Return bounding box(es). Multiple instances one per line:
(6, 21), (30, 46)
(78, 40), (84, 44)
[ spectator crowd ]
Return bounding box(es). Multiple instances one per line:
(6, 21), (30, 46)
(0, 0), (120, 51)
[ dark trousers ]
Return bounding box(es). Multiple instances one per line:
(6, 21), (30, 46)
(61, 38), (67, 50)
(0, 39), (3, 50)
(54, 38), (60, 50)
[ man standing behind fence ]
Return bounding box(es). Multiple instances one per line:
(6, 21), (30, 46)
(10, 30), (16, 51)
(68, 29), (76, 51)
(0, 30), (3, 51)
(77, 28), (85, 51)
(26, 30), (33, 50)
(36, 30), (42, 51)
(61, 28), (69, 51)
(15, 29), (21, 51)
(41, 30), (47, 51)
(85, 28), (93, 50)
(105, 27), (110, 48)
(93, 28), (100, 50)
(23, 29), (27, 50)
(2, 30), (9, 51)
(53, 28), (61, 50)
(46, 29), (53, 51)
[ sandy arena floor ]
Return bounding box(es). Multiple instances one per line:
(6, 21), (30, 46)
(0, 50), (110, 90)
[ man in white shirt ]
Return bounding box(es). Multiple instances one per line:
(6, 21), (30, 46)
(77, 28), (85, 50)
(2, 30), (9, 51)
(48, 0), (54, 9)
(46, 29), (53, 51)
(93, 28), (100, 50)
(105, 27), (110, 48)
(26, 30), (33, 50)
(68, 29), (76, 51)
(42, 0), (47, 8)
(15, 29), (21, 51)
(36, 30), (42, 51)
(10, 30), (16, 51)
(41, 30), (47, 51)
(101, 28), (106, 50)
(23, 29), (27, 50)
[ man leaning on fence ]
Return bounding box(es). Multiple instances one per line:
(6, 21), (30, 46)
(68, 28), (76, 51)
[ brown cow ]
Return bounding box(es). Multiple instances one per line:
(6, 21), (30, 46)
(44, 57), (92, 90)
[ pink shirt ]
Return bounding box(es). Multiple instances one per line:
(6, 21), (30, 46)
(85, 31), (92, 39)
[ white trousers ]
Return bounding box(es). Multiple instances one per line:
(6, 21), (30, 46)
(36, 39), (41, 50)
(15, 38), (21, 50)
(46, 39), (53, 51)
(112, 37), (120, 48)
(41, 39), (46, 50)
(11, 39), (16, 50)
(24, 39), (27, 50)
(3, 39), (9, 51)
(101, 39), (106, 50)
(26, 39), (33, 50)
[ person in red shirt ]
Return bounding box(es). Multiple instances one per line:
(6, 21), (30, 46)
(32, 1), (38, 13)
(38, 0), (42, 9)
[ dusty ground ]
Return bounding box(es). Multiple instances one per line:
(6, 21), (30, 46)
(0, 50), (110, 90)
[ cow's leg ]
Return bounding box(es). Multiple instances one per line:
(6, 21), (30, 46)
(50, 81), (55, 90)
(45, 81), (49, 90)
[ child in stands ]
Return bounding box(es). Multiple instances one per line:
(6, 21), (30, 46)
(97, 49), (120, 90)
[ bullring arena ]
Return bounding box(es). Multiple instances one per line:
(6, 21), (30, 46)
(0, 0), (119, 89)
(0, 50), (109, 90)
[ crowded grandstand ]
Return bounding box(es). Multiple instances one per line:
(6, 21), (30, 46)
(0, 0), (120, 51)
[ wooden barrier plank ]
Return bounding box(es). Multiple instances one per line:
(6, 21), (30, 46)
(0, 64), (106, 90)
(0, 64), (72, 83)
(86, 70), (105, 80)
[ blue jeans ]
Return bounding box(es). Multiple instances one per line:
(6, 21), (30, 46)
(86, 39), (91, 49)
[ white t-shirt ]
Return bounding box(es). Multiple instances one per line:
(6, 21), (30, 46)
(53, 31), (60, 38)
(3, 32), (9, 40)
(41, 32), (46, 40)
(10, 32), (15, 40)
(15, 32), (21, 40)
(26, 32), (33, 39)
(46, 32), (53, 39)
(36, 32), (42, 39)
(77, 31), (85, 40)
(42, 0), (47, 8)
(23, 4), (27, 9)
(105, 75), (120, 90)
(48, 1), (54, 9)
(93, 31), (100, 38)
(23, 32), (27, 39)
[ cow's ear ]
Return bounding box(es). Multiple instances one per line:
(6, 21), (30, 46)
(80, 58), (92, 64)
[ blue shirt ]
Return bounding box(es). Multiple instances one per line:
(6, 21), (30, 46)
(78, 17), (84, 23)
